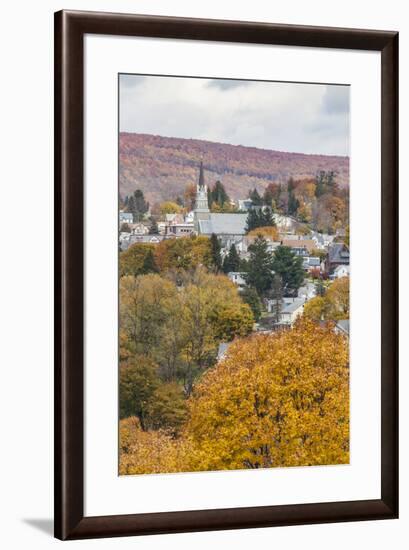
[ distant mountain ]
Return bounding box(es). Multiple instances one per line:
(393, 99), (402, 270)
(119, 133), (349, 205)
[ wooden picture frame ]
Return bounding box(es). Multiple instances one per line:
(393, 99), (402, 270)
(54, 9), (398, 540)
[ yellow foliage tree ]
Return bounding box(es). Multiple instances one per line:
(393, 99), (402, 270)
(326, 276), (349, 319)
(154, 236), (213, 273)
(159, 201), (182, 216)
(247, 225), (280, 241)
(120, 319), (349, 474)
(303, 296), (328, 321)
(185, 319), (349, 470)
(119, 417), (192, 475)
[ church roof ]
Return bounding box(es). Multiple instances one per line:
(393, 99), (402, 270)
(198, 213), (248, 235)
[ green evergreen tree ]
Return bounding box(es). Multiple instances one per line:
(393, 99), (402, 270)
(127, 189), (149, 222)
(240, 286), (262, 321)
(210, 233), (222, 272)
(243, 236), (275, 296)
(288, 191), (299, 216)
(141, 249), (158, 274)
(211, 181), (229, 207)
(222, 243), (241, 273)
(263, 187), (274, 207)
(148, 217), (159, 235)
(260, 206), (276, 227)
(315, 171), (327, 197)
(249, 188), (263, 205)
(270, 274), (283, 323)
(245, 208), (259, 233)
(315, 279), (326, 297)
(271, 246), (305, 296)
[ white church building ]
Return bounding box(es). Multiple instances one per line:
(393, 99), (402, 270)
(193, 162), (248, 246)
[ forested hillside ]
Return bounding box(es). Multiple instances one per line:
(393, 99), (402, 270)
(119, 133), (349, 205)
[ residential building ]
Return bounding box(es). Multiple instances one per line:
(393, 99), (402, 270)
(119, 211), (133, 224)
(331, 265), (350, 279)
(227, 272), (247, 289)
(334, 319), (350, 338)
(326, 243), (350, 273)
(279, 298), (305, 326)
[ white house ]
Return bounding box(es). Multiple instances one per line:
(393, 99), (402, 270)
(227, 272), (247, 289)
(119, 211), (133, 224)
(331, 265), (350, 279)
(279, 298), (305, 326)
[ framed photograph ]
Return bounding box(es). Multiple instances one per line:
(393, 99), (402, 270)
(55, 10), (398, 540)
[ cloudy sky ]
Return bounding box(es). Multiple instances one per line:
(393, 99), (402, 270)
(119, 74), (349, 156)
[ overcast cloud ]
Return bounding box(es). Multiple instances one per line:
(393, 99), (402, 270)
(119, 74), (349, 156)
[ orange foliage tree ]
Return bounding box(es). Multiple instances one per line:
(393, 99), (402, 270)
(120, 319), (349, 474)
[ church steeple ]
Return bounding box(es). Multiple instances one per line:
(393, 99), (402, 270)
(194, 160), (210, 232)
(198, 160), (205, 189)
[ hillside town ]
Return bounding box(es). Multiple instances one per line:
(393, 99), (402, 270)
(119, 162), (350, 343)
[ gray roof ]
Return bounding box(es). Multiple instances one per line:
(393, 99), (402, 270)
(308, 257), (321, 266)
(199, 213), (248, 235)
(336, 319), (350, 335)
(328, 243), (350, 264)
(281, 299), (305, 314)
(217, 342), (230, 360)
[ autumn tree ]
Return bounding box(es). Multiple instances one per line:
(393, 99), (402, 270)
(146, 382), (187, 435)
(271, 246), (305, 296)
(154, 235), (213, 273)
(303, 296), (327, 321)
(184, 183), (197, 211)
(119, 416), (191, 475)
(185, 319), (349, 471)
(326, 276), (349, 319)
(120, 243), (157, 277)
(120, 222), (131, 233)
(159, 201), (182, 216)
(119, 355), (159, 429)
(247, 225), (279, 241)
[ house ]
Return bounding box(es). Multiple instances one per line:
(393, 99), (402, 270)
(165, 222), (194, 237)
(331, 265), (350, 279)
(279, 298), (305, 326)
(302, 256), (322, 273)
(335, 319), (349, 338)
(217, 342), (230, 362)
(326, 243), (350, 273)
(265, 297), (305, 327)
(242, 236), (280, 254)
(298, 283), (316, 300)
(238, 198), (253, 212)
(273, 214), (296, 231)
(281, 239), (316, 256)
(120, 234), (166, 251)
(311, 231), (335, 249)
(131, 223), (149, 235)
(227, 272), (247, 289)
(119, 211), (133, 224)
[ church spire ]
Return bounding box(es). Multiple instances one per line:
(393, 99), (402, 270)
(198, 160), (205, 188)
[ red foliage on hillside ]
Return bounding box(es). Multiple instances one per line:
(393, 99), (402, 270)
(119, 133), (349, 205)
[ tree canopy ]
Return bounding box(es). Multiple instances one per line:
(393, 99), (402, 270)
(120, 319), (349, 474)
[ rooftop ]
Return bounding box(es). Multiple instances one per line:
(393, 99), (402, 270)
(199, 213), (248, 235)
